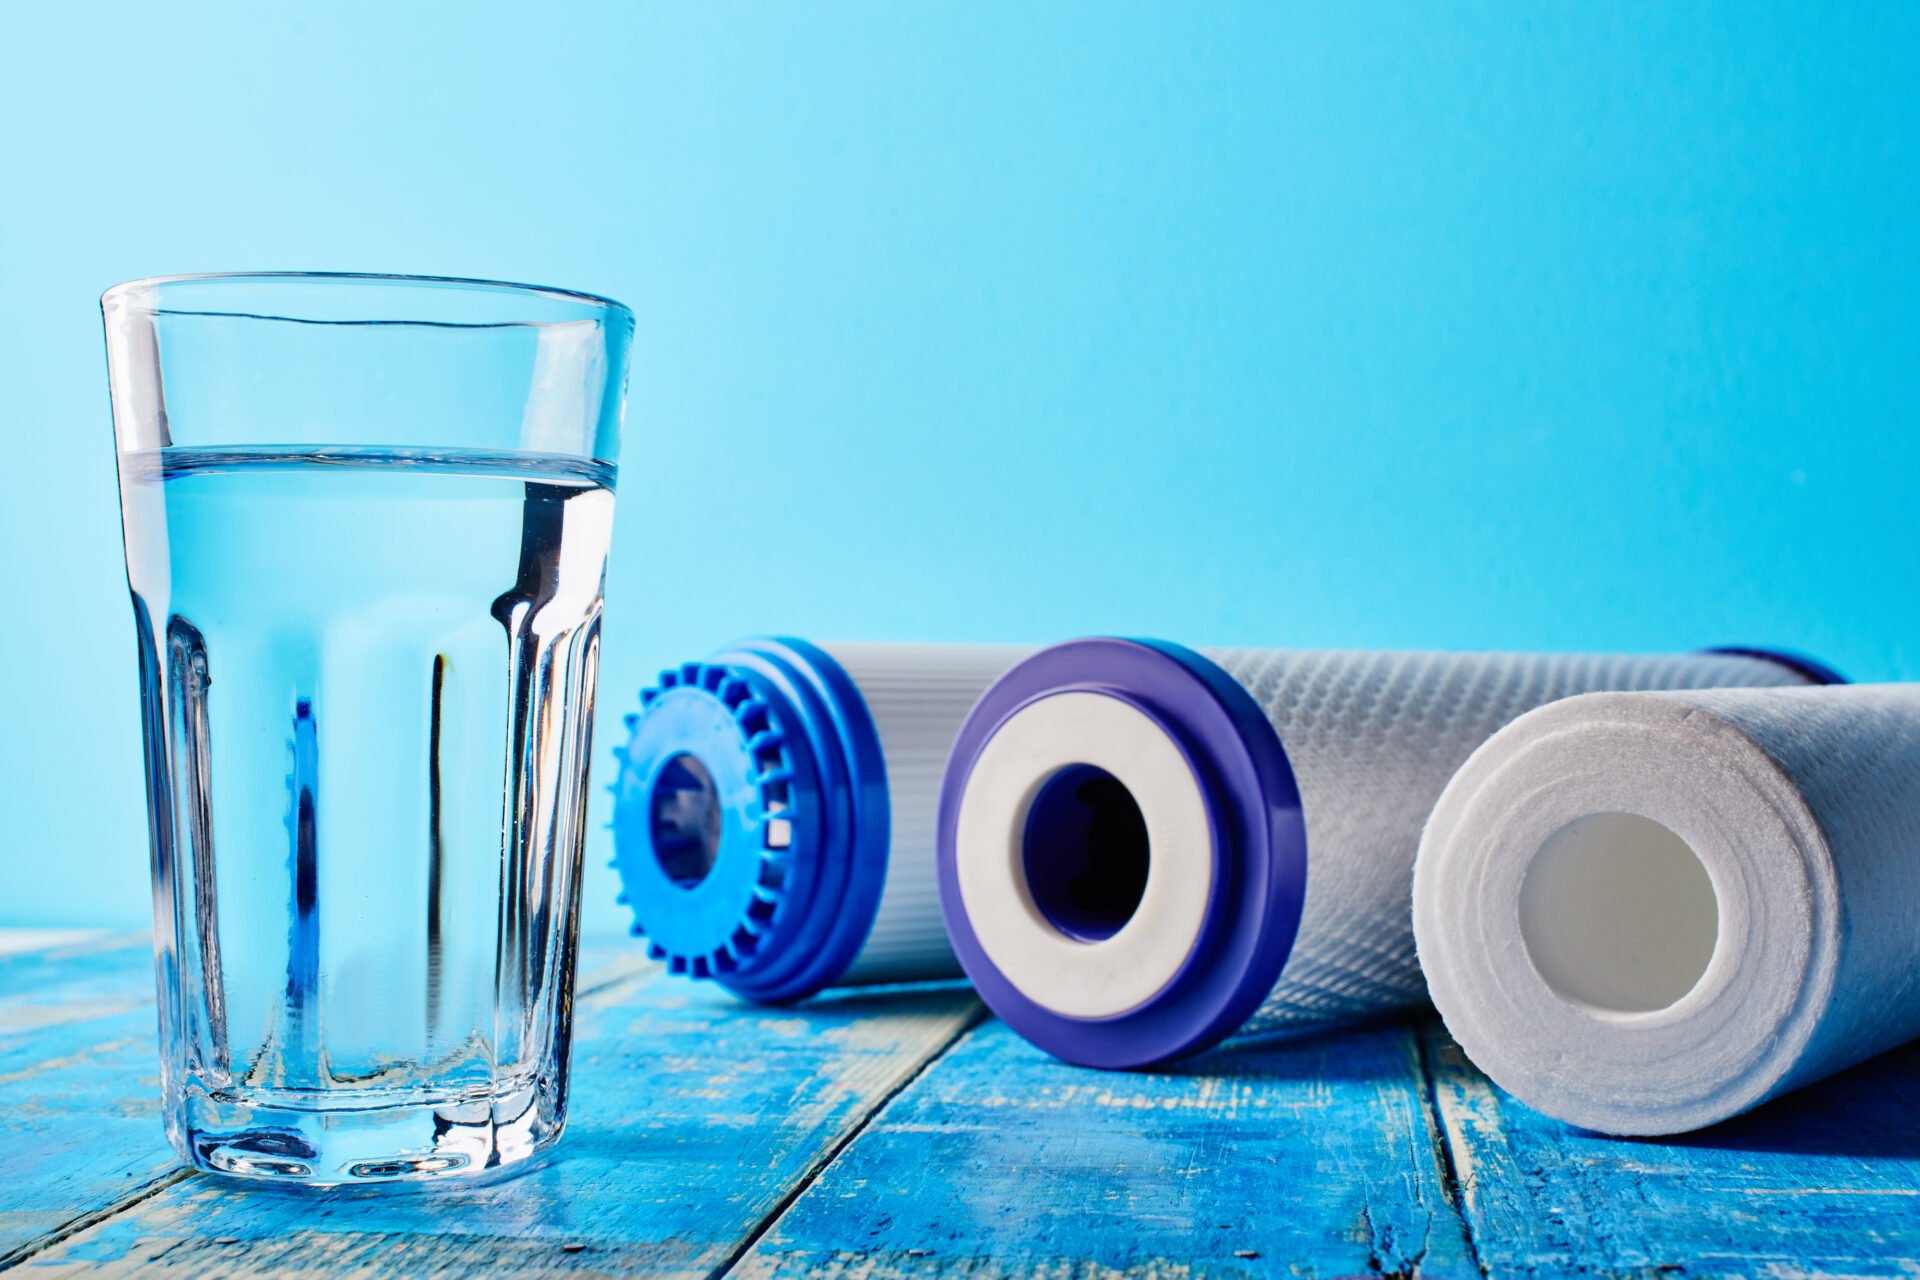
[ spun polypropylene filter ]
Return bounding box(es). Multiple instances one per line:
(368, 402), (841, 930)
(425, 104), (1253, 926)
(611, 639), (1027, 1001)
(1414, 683), (1920, 1135)
(937, 640), (1832, 1068)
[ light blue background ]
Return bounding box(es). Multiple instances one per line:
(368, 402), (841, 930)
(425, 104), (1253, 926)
(2, 3), (1915, 931)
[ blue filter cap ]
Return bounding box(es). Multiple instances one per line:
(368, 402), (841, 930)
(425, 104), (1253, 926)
(610, 638), (890, 1002)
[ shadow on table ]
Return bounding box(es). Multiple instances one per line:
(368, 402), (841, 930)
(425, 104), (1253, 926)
(747, 983), (1428, 1087)
(664, 976), (979, 1018)
(779, 978), (980, 1018)
(1659, 1039), (1920, 1160)
(1154, 1011), (1427, 1085)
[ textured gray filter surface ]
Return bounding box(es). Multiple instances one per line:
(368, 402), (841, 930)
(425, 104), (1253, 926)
(1196, 649), (1815, 1035)
(1416, 683), (1920, 1135)
(826, 643), (1032, 983)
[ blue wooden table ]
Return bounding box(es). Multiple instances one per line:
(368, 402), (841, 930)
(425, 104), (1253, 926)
(3, 931), (1917, 1278)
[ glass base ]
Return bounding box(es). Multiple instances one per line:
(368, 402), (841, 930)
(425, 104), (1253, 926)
(172, 1073), (566, 1187)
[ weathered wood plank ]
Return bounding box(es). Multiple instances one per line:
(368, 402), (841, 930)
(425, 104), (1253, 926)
(0, 933), (677, 1268)
(0, 936), (178, 1262)
(0, 933), (150, 997)
(20, 921), (1912, 1279)
(9, 969), (981, 1277)
(1424, 1020), (1920, 1279)
(734, 1015), (1476, 1279)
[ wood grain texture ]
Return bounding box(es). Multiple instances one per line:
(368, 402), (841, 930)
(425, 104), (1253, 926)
(13, 929), (1920, 1279)
(1424, 1021), (1920, 1279)
(734, 1015), (1476, 1279)
(0, 933), (718, 1271)
(7, 955), (980, 1278)
(0, 936), (178, 1263)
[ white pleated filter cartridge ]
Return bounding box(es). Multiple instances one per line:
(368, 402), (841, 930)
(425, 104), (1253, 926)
(937, 639), (1835, 1067)
(1415, 683), (1920, 1135)
(610, 639), (1027, 1001)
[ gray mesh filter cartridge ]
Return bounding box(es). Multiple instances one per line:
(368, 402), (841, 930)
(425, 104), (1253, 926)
(1415, 683), (1920, 1135)
(611, 638), (1028, 1001)
(937, 639), (1834, 1068)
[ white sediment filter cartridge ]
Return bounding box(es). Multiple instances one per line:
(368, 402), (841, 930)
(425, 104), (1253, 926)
(1414, 683), (1920, 1135)
(610, 639), (1028, 1001)
(936, 639), (1835, 1068)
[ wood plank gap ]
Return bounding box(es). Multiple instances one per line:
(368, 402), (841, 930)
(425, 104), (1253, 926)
(1412, 1018), (1490, 1280)
(707, 1002), (989, 1280)
(0, 1167), (196, 1273)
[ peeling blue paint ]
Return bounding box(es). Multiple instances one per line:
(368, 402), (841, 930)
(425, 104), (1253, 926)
(7, 935), (1920, 1277)
(737, 1019), (1477, 1278)
(1423, 1022), (1920, 1278)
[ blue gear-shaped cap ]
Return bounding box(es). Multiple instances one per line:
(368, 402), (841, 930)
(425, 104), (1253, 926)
(609, 661), (797, 979)
(609, 638), (892, 1002)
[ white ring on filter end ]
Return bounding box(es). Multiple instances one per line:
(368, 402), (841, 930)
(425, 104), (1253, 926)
(954, 691), (1216, 1019)
(1413, 692), (1841, 1135)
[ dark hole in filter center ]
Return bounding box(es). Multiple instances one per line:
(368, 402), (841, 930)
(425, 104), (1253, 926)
(1021, 764), (1150, 943)
(649, 753), (723, 888)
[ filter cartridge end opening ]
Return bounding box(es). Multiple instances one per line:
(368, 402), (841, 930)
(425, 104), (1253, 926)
(648, 752), (723, 889)
(1518, 811), (1719, 1015)
(1021, 764), (1151, 943)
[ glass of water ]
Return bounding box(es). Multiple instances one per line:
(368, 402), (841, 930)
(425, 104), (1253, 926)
(102, 273), (632, 1186)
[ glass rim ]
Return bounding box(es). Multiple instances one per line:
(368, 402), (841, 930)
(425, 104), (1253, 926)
(100, 271), (632, 325)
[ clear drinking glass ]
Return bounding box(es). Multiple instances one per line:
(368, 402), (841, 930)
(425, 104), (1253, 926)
(101, 273), (632, 1186)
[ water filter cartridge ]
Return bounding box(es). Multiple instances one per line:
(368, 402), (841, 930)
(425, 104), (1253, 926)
(936, 640), (1838, 1068)
(611, 639), (1027, 1002)
(1414, 683), (1920, 1135)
